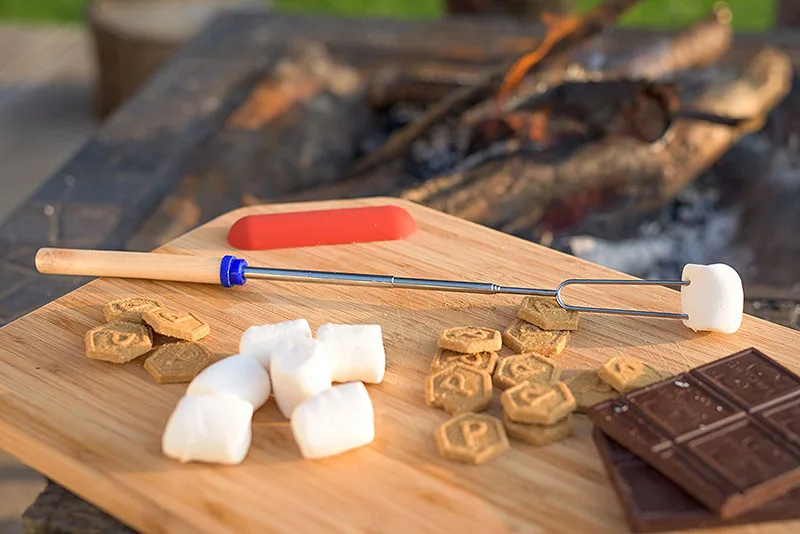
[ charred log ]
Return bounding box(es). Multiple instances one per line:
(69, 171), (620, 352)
(348, 0), (643, 176)
(399, 47), (792, 239)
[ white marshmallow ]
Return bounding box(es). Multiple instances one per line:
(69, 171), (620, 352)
(315, 323), (386, 383)
(239, 319), (312, 368)
(680, 263), (744, 334)
(291, 381), (375, 460)
(270, 338), (333, 418)
(185, 353), (271, 410)
(162, 393), (253, 465)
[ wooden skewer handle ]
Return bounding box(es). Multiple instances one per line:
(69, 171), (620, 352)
(34, 248), (224, 285)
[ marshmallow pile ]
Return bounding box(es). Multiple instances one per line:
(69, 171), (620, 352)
(161, 319), (384, 465)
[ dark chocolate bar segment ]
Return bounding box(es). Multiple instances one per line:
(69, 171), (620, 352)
(759, 396), (800, 453)
(692, 348), (800, 411)
(592, 429), (800, 533)
(587, 348), (800, 519)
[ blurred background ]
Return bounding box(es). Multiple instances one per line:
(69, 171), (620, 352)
(0, 0), (783, 225)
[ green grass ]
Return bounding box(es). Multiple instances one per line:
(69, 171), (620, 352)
(0, 0), (776, 31)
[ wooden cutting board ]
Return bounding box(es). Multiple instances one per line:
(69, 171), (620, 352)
(1, 197), (798, 534)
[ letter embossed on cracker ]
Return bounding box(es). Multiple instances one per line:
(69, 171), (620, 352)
(518, 296), (580, 331)
(493, 353), (561, 390)
(435, 413), (509, 464)
(85, 322), (153, 363)
(144, 342), (217, 384)
(502, 318), (569, 356)
(143, 309), (210, 341)
(425, 364), (492, 414)
(438, 327), (501, 353)
(501, 381), (575, 425)
(430, 348), (498, 374)
(597, 356), (664, 393)
(103, 297), (163, 324)
(502, 413), (573, 446)
(564, 370), (620, 412)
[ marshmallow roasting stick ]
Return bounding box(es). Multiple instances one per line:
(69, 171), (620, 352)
(34, 248), (743, 332)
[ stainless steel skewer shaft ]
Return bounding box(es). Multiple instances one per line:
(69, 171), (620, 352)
(244, 265), (690, 319)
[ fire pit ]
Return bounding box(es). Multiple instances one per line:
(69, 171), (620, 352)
(2, 3), (800, 529)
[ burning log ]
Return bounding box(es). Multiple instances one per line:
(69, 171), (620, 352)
(467, 80), (755, 152)
(603, 4), (733, 79)
(463, 6), (734, 130)
(399, 47), (792, 238)
(367, 66), (483, 110)
(347, 0), (643, 176)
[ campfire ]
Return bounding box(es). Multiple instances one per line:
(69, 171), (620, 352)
(218, 0), (794, 288)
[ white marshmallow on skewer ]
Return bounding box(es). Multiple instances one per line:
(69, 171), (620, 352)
(239, 318), (312, 368)
(316, 323), (386, 383)
(162, 392), (253, 465)
(270, 338), (333, 418)
(680, 263), (744, 334)
(186, 353), (271, 410)
(291, 381), (375, 460)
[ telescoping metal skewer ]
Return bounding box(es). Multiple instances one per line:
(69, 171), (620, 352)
(33, 248), (690, 320)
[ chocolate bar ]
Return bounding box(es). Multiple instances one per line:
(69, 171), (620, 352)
(587, 347), (800, 519)
(592, 428), (800, 532)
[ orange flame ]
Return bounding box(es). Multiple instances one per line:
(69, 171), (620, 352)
(496, 13), (582, 102)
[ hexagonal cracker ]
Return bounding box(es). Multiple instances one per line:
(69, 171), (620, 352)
(438, 326), (501, 353)
(493, 353), (561, 390)
(430, 348), (498, 374)
(596, 356), (664, 393)
(502, 318), (569, 356)
(563, 370), (620, 412)
(502, 413), (573, 446)
(517, 296), (579, 331)
(142, 308), (210, 341)
(435, 412), (509, 465)
(143, 342), (218, 384)
(103, 296), (164, 324)
(501, 381), (575, 425)
(425, 363), (492, 415)
(85, 321), (153, 363)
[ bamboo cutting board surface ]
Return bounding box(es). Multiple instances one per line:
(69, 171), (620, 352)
(1, 197), (799, 534)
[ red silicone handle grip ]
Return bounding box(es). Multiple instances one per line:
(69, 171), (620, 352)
(227, 204), (417, 250)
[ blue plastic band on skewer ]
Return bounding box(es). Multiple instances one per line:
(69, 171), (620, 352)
(220, 255), (248, 287)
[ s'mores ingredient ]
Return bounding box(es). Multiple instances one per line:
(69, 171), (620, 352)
(438, 326), (502, 353)
(430, 348), (498, 374)
(162, 393), (253, 465)
(290, 382), (375, 460)
(597, 356), (664, 394)
(680, 263), (744, 334)
(502, 318), (569, 356)
(143, 308), (210, 341)
(563, 370), (620, 412)
(186, 353), (271, 410)
(84, 321), (153, 363)
(315, 323), (385, 383)
(103, 297), (163, 324)
(239, 319), (312, 369)
(435, 413), (509, 465)
(492, 353), (561, 390)
(518, 296), (580, 331)
(424, 363), (493, 415)
(502, 413), (573, 446)
(144, 342), (217, 384)
(501, 381), (576, 425)
(270, 338), (333, 418)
